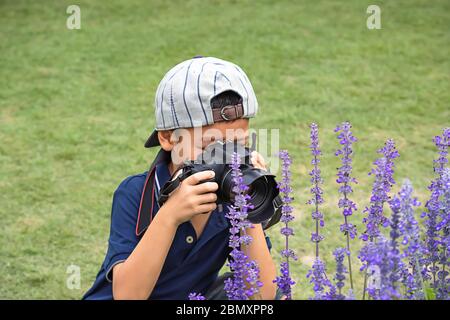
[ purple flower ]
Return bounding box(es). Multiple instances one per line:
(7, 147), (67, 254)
(422, 188), (440, 285)
(438, 168), (450, 255)
(273, 150), (297, 300)
(274, 262), (296, 300)
(307, 123), (325, 255)
(188, 292), (206, 300)
(335, 121), (358, 290)
(335, 122), (359, 234)
(359, 235), (402, 300)
(387, 190), (406, 297)
(361, 139), (399, 241)
(333, 248), (349, 300)
(359, 139), (399, 299)
(423, 128), (450, 295)
(346, 289), (355, 300)
(304, 124), (335, 299)
(339, 223), (357, 238)
(391, 179), (425, 299)
(440, 167), (450, 250)
(437, 168), (450, 299)
(432, 128), (450, 176)
(224, 152), (262, 300)
(311, 232), (324, 243)
(306, 258), (336, 300)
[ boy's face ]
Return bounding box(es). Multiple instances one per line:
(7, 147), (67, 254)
(159, 119), (250, 172)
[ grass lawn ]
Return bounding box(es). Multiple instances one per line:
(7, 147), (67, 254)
(0, 0), (449, 299)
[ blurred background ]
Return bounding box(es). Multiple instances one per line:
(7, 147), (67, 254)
(0, 0), (448, 299)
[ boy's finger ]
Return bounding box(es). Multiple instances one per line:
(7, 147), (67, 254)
(195, 203), (217, 214)
(196, 192), (218, 205)
(251, 151), (266, 169)
(184, 170), (215, 185)
(193, 181), (219, 194)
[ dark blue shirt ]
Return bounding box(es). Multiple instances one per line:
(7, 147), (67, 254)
(83, 160), (271, 300)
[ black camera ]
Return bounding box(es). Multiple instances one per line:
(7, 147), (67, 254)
(158, 141), (282, 229)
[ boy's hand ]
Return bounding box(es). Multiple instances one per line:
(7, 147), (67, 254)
(159, 170), (218, 226)
(251, 151), (267, 170)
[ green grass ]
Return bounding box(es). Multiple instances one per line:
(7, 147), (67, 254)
(0, 0), (449, 299)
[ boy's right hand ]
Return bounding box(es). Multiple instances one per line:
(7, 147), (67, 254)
(159, 170), (219, 226)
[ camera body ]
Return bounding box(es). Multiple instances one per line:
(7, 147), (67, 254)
(158, 141), (282, 229)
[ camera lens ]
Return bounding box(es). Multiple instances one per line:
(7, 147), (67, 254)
(246, 176), (269, 209)
(220, 165), (279, 224)
(185, 141), (280, 226)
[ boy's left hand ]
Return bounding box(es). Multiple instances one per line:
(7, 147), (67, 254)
(250, 151), (267, 170)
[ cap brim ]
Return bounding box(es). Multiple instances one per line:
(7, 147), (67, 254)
(144, 130), (160, 148)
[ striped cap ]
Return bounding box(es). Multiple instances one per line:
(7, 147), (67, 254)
(144, 56), (258, 148)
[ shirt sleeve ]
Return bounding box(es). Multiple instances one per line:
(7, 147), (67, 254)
(104, 186), (141, 283)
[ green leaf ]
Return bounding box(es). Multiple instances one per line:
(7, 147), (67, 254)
(424, 287), (436, 300)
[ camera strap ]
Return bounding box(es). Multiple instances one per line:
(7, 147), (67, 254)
(157, 166), (193, 208)
(136, 148), (171, 236)
(261, 194), (283, 230)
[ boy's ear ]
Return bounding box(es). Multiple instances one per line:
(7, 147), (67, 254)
(158, 130), (176, 151)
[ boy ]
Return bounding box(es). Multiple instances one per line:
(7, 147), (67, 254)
(83, 56), (279, 300)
